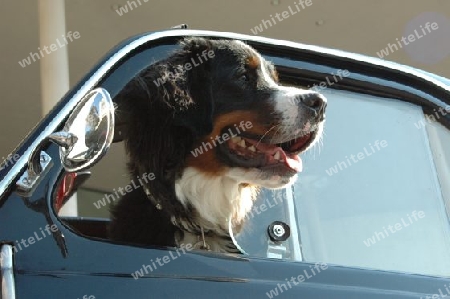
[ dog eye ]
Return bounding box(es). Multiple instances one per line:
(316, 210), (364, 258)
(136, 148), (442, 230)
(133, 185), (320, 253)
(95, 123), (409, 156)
(237, 73), (250, 82)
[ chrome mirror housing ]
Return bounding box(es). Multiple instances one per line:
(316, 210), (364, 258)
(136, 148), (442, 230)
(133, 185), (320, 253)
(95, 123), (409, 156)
(16, 88), (114, 194)
(54, 88), (115, 172)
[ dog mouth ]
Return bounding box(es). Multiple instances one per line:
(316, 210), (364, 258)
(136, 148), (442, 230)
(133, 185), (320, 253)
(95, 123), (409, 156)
(219, 128), (317, 174)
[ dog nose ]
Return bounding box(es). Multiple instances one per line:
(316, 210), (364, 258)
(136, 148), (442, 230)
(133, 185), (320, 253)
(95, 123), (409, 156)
(299, 93), (327, 116)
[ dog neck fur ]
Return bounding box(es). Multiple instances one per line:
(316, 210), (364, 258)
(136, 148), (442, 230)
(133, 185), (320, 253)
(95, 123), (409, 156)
(175, 167), (256, 234)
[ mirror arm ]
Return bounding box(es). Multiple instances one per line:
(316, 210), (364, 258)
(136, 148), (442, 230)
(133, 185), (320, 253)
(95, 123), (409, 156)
(28, 137), (52, 177)
(48, 132), (78, 150)
(16, 137), (53, 195)
(28, 132), (78, 176)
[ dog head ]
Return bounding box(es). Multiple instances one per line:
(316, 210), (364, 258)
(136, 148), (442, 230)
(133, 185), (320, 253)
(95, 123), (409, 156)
(117, 37), (326, 228)
(179, 38), (326, 189)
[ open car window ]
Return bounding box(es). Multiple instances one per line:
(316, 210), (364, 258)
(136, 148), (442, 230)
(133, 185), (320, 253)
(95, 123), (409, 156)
(294, 88), (450, 277)
(55, 85), (450, 278)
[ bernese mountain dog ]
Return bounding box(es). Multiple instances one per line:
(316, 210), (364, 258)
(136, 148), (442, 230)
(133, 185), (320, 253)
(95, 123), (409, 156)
(109, 37), (326, 253)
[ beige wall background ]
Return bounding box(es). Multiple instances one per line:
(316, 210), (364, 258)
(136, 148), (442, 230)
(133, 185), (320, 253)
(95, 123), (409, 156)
(1, 0), (449, 169)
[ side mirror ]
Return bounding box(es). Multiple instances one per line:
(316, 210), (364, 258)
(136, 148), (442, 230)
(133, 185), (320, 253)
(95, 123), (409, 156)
(55, 88), (115, 172)
(17, 88), (115, 194)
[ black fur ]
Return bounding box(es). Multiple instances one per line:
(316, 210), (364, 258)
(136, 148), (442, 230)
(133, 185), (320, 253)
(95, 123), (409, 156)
(109, 38), (219, 246)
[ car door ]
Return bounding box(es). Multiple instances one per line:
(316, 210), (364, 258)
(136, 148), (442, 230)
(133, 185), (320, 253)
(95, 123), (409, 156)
(1, 29), (449, 299)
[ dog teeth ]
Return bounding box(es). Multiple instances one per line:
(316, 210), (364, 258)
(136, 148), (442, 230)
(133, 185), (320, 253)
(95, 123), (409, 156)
(239, 139), (246, 148)
(273, 151), (281, 160)
(248, 146), (256, 152)
(231, 137), (242, 144)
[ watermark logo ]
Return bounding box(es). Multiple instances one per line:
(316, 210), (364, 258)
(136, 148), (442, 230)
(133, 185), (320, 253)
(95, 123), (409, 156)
(245, 192), (284, 221)
(325, 140), (388, 176)
(153, 50), (215, 87)
(376, 21), (439, 59)
(290, 69), (350, 106)
(18, 31), (80, 68)
(421, 283), (450, 299)
(190, 121), (253, 157)
(93, 172), (156, 209)
(363, 210), (425, 247)
(0, 153), (20, 171)
(131, 243), (193, 279)
(403, 12), (450, 65)
(114, 0), (149, 16)
(265, 262), (328, 298)
(251, 0), (313, 35)
(376, 12), (450, 65)
(0, 224), (60, 264)
(414, 105), (450, 130)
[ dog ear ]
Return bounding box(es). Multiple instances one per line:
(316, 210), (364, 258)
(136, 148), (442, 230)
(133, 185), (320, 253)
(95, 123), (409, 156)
(172, 37), (215, 138)
(115, 38), (216, 206)
(118, 74), (194, 206)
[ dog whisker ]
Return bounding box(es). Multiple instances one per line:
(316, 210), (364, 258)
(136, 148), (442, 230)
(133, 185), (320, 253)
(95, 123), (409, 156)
(256, 125), (278, 147)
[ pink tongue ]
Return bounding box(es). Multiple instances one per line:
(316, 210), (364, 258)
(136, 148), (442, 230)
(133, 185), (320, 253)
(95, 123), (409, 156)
(286, 154), (303, 172)
(248, 139), (303, 172)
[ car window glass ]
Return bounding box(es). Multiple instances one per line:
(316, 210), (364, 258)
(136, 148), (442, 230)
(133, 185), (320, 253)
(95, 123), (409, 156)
(294, 89), (450, 277)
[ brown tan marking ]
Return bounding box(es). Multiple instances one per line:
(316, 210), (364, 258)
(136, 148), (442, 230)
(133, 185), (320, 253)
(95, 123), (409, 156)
(271, 68), (279, 82)
(247, 55), (261, 70)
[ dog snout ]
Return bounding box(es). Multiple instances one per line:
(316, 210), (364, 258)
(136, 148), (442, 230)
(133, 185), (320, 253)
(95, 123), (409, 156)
(297, 92), (327, 118)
